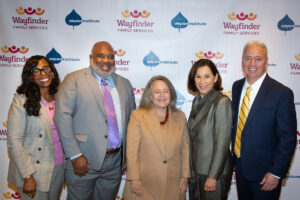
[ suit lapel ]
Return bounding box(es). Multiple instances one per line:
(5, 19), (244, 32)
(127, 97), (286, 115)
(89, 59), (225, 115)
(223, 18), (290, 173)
(233, 79), (245, 126)
(112, 74), (126, 129)
(84, 68), (106, 115)
(143, 107), (166, 156)
(39, 104), (54, 148)
(244, 75), (270, 128)
(165, 109), (180, 158)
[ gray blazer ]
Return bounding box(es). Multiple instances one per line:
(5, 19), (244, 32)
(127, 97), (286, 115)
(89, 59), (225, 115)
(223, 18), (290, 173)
(7, 94), (55, 192)
(188, 89), (233, 180)
(54, 67), (136, 171)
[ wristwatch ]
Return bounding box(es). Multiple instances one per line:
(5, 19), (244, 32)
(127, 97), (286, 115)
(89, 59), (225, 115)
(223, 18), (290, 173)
(24, 174), (32, 180)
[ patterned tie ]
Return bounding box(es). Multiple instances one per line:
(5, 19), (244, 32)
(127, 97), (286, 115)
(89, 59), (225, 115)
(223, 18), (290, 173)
(100, 78), (119, 149)
(234, 86), (252, 158)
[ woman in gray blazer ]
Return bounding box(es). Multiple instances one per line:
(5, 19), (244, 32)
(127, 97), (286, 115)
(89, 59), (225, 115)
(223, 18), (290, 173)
(187, 59), (233, 200)
(7, 55), (64, 200)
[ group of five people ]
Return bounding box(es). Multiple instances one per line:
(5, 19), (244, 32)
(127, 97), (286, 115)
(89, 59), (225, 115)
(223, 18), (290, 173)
(7, 40), (297, 200)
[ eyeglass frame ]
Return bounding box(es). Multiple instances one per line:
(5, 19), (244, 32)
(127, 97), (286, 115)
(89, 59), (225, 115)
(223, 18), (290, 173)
(31, 66), (52, 76)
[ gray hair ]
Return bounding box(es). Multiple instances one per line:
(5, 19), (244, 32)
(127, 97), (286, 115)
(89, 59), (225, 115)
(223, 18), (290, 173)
(139, 75), (178, 111)
(242, 40), (268, 60)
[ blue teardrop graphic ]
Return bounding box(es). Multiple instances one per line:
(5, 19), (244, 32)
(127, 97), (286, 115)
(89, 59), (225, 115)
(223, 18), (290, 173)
(65, 9), (82, 30)
(277, 14), (294, 35)
(46, 48), (62, 64)
(176, 91), (185, 106)
(171, 12), (188, 32)
(143, 51), (160, 70)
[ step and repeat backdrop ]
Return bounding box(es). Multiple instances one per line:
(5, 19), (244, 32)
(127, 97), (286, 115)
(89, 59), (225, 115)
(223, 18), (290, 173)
(0, 0), (299, 199)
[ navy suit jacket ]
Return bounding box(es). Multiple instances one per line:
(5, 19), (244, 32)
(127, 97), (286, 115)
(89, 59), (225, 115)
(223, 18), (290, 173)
(232, 74), (297, 181)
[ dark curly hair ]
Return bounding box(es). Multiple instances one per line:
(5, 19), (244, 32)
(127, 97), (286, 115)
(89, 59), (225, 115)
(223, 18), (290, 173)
(187, 59), (223, 94)
(16, 55), (60, 116)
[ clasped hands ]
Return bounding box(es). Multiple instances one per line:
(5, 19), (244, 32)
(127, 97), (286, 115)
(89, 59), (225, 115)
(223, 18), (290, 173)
(72, 155), (90, 177)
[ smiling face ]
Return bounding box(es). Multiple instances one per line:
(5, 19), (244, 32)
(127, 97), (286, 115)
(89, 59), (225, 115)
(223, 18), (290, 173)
(194, 65), (218, 98)
(31, 59), (53, 89)
(90, 42), (115, 77)
(242, 44), (268, 85)
(150, 80), (171, 110)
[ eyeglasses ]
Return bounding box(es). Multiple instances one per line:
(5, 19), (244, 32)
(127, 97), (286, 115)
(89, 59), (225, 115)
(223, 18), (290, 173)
(32, 66), (52, 76)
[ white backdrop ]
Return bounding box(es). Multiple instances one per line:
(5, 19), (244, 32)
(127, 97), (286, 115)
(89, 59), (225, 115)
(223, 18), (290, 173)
(0, 0), (299, 199)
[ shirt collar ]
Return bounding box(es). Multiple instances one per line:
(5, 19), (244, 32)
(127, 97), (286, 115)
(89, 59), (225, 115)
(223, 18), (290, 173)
(244, 72), (267, 91)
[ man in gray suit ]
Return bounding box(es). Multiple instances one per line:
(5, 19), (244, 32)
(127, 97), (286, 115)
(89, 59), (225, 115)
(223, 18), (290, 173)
(54, 41), (136, 200)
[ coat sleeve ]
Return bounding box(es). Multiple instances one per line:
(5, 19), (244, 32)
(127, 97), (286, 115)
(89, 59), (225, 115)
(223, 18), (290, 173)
(126, 111), (141, 180)
(54, 73), (81, 158)
(7, 95), (36, 178)
(180, 113), (190, 178)
(269, 88), (297, 177)
(208, 97), (233, 180)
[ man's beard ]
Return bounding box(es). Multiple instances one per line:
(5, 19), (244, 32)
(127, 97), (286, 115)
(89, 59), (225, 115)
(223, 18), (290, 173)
(90, 61), (116, 78)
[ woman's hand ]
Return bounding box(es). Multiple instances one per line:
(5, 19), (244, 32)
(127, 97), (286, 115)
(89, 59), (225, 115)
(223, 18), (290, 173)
(179, 177), (188, 194)
(131, 180), (144, 196)
(23, 176), (37, 198)
(204, 177), (217, 192)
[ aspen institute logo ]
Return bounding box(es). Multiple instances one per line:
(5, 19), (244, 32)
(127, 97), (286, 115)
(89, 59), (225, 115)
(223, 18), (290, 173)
(176, 91), (192, 107)
(0, 45), (29, 67)
(171, 12), (207, 32)
(65, 9), (100, 30)
(277, 15), (300, 35)
(46, 48), (80, 64)
(115, 49), (130, 72)
(117, 10), (154, 33)
(289, 53), (300, 75)
(191, 50), (228, 74)
(143, 51), (178, 70)
(223, 12), (261, 36)
(12, 6), (49, 30)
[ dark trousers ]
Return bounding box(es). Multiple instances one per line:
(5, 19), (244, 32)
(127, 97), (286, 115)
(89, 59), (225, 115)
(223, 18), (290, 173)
(235, 159), (282, 200)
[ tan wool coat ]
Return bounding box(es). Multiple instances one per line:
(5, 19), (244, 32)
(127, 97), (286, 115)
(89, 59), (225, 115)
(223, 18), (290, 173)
(123, 107), (190, 200)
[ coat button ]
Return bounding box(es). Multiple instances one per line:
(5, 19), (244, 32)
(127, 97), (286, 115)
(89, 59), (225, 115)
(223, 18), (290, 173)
(104, 135), (108, 139)
(36, 160), (40, 164)
(163, 160), (167, 164)
(38, 147), (41, 151)
(39, 134), (42, 138)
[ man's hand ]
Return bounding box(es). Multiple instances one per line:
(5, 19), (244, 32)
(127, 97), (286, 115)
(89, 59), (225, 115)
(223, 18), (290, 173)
(260, 172), (280, 191)
(23, 176), (36, 198)
(71, 155), (90, 177)
(204, 177), (217, 192)
(131, 180), (144, 196)
(179, 177), (188, 194)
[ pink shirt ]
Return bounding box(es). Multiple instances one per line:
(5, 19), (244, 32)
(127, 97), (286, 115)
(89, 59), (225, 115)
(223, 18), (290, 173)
(43, 100), (64, 165)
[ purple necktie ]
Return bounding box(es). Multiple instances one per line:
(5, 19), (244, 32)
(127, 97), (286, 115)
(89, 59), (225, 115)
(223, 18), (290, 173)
(100, 78), (119, 149)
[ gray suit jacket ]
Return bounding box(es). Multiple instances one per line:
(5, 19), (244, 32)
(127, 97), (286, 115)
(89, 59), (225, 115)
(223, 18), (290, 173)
(188, 89), (233, 180)
(54, 67), (136, 171)
(7, 94), (55, 192)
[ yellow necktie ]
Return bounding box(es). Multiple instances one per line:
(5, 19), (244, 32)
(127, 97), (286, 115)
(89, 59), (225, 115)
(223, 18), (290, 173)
(234, 86), (252, 158)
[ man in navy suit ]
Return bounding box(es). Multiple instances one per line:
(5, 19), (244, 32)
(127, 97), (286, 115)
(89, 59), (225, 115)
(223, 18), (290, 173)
(232, 40), (297, 200)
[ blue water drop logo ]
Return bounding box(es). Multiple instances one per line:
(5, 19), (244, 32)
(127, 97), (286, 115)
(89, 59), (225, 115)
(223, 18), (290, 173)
(143, 51), (160, 70)
(176, 90), (185, 106)
(171, 12), (188, 32)
(277, 14), (295, 35)
(46, 48), (62, 64)
(65, 9), (82, 30)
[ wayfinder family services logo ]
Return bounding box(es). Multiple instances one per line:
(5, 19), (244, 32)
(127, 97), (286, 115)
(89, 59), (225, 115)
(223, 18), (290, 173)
(12, 6), (49, 30)
(115, 49), (130, 72)
(65, 9), (100, 30)
(143, 51), (178, 70)
(277, 15), (300, 35)
(171, 12), (206, 32)
(290, 53), (300, 75)
(46, 48), (80, 64)
(117, 9), (154, 33)
(223, 12), (260, 36)
(0, 45), (29, 67)
(191, 50), (228, 74)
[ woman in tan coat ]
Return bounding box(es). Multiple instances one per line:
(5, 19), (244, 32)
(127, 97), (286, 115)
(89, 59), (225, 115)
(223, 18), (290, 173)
(123, 75), (190, 200)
